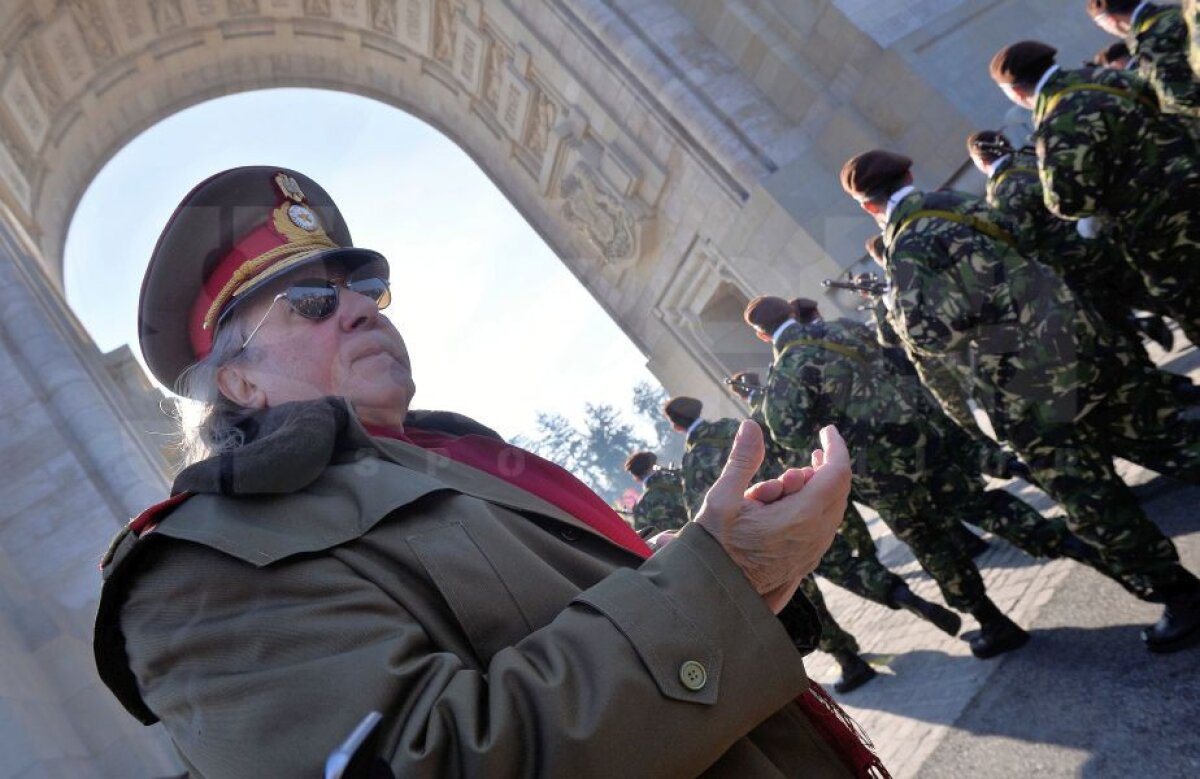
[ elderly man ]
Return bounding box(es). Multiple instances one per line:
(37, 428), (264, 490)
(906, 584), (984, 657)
(93, 167), (880, 778)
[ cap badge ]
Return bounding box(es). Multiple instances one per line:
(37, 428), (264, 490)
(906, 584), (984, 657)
(275, 173), (306, 203)
(287, 203), (319, 232)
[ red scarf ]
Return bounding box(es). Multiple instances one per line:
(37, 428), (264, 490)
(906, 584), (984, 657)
(373, 426), (890, 778)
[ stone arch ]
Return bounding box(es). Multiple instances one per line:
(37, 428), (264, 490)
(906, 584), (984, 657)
(1, 0), (1095, 772)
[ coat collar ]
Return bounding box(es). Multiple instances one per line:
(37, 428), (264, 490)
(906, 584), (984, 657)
(168, 397), (619, 556)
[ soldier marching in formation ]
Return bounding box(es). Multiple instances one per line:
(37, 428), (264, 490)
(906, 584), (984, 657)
(622, 10), (1200, 687)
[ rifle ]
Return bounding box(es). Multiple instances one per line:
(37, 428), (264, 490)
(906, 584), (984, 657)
(821, 276), (887, 296)
(723, 376), (760, 396)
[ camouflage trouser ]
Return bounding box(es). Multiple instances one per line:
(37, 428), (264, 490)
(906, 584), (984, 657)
(840, 503), (878, 561)
(929, 454), (1074, 560)
(1093, 367), (1200, 483)
(816, 530), (903, 606)
(798, 575), (860, 656)
(1124, 184), (1200, 347)
(1001, 374), (1200, 601)
(852, 479), (990, 613)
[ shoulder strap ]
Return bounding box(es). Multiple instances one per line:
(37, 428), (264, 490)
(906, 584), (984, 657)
(990, 165), (1039, 193)
(893, 208), (1017, 248)
(1136, 6), (1173, 35)
(1039, 82), (1158, 122)
(775, 336), (868, 365)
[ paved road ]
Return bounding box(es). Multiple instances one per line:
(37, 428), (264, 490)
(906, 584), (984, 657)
(804, 339), (1199, 778)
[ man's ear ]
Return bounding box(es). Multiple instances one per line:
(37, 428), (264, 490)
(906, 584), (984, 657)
(755, 328), (773, 343)
(217, 363), (267, 409)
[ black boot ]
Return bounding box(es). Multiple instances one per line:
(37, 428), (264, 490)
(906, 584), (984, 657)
(890, 582), (962, 636)
(831, 651), (877, 693)
(969, 600), (1029, 659)
(1142, 589), (1200, 653)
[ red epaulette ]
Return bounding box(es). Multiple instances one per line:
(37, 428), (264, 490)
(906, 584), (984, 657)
(129, 492), (194, 536)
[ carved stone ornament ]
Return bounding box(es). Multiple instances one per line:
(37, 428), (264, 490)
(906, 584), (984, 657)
(525, 88), (558, 159)
(69, 0), (117, 65)
(433, 0), (455, 63)
(228, 0), (262, 16)
(559, 162), (639, 264)
(151, 0), (186, 32)
(369, 0), (397, 34)
(303, 0), (332, 16)
(482, 34), (507, 108)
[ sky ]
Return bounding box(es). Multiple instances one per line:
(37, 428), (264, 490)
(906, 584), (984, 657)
(64, 88), (660, 442)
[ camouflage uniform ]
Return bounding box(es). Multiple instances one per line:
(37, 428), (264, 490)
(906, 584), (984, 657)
(882, 186), (1200, 602)
(632, 467), (688, 535)
(1127, 3), (1200, 118)
(761, 317), (996, 613)
(798, 576), (859, 656)
(679, 418), (743, 519)
(1033, 64), (1200, 345)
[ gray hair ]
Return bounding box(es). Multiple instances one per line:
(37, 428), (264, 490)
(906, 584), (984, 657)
(171, 310), (257, 469)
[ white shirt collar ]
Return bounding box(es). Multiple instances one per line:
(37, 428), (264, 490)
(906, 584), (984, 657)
(885, 185), (917, 222)
(1131, 1), (1151, 27)
(1034, 64), (1060, 100)
(685, 418), (702, 439)
(987, 154), (1012, 177)
(771, 319), (797, 344)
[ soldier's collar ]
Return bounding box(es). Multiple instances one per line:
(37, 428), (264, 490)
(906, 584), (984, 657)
(885, 185), (918, 223)
(987, 155), (1012, 177)
(771, 318), (798, 344)
(684, 418), (704, 441)
(1130, 1), (1152, 29)
(1033, 64), (1061, 102)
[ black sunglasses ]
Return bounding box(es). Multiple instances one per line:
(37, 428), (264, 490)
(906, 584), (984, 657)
(241, 276), (391, 349)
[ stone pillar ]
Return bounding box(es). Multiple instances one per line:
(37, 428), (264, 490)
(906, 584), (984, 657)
(0, 210), (178, 777)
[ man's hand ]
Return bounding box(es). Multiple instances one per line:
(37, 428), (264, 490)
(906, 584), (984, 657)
(695, 420), (851, 613)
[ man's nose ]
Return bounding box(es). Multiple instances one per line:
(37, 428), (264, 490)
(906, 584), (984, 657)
(338, 285), (379, 331)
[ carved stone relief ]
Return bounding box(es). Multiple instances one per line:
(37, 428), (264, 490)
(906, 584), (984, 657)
(183, 0), (221, 25)
(525, 88), (557, 159)
(332, 0), (368, 29)
(43, 12), (96, 96)
(398, 0), (431, 54)
(303, 0), (332, 16)
(559, 162), (639, 264)
(151, 0), (187, 33)
(69, 0), (117, 65)
(1, 68), (51, 151)
(481, 33), (507, 108)
(433, 0), (455, 63)
(228, 0), (262, 16)
(369, 0), (397, 34)
(452, 14), (484, 94)
(106, 0), (157, 50)
(497, 64), (531, 140)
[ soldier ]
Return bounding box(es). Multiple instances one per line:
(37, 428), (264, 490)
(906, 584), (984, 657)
(661, 396), (878, 692)
(989, 40), (1200, 348)
(729, 371), (880, 562)
(661, 397), (744, 520)
(623, 451), (688, 536)
(726, 370), (969, 641)
(1086, 0), (1200, 117)
(744, 295), (1031, 659)
(965, 129), (1180, 356)
(840, 149), (1200, 652)
(1094, 40), (1134, 69)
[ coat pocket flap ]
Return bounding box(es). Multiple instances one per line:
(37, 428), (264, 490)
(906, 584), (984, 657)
(574, 569), (722, 705)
